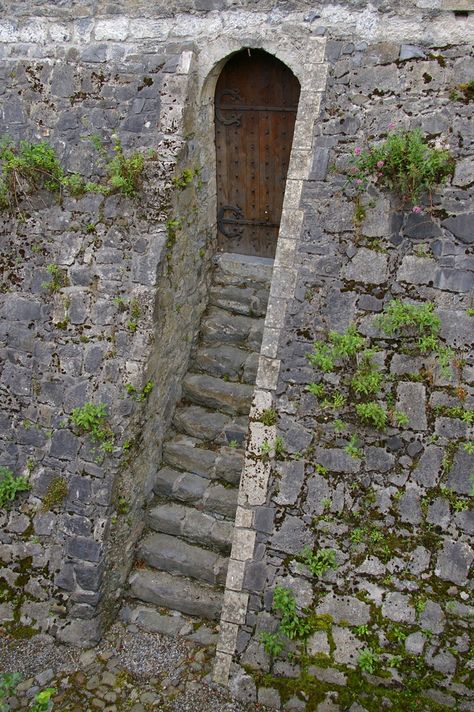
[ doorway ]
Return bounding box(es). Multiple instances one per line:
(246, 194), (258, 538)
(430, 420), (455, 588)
(214, 49), (301, 258)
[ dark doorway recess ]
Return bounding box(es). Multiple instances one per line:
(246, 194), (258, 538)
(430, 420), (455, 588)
(215, 48), (301, 258)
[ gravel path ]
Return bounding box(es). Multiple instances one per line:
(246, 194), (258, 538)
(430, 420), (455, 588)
(0, 622), (267, 712)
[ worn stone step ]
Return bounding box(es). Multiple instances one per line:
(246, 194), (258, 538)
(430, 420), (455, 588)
(200, 307), (264, 350)
(139, 532), (228, 586)
(182, 373), (254, 416)
(121, 605), (218, 644)
(213, 252), (274, 286)
(147, 502), (233, 553)
(173, 404), (248, 445)
(208, 284), (269, 317)
(191, 344), (259, 385)
(153, 467), (238, 518)
(163, 435), (244, 484)
(129, 569), (223, 620)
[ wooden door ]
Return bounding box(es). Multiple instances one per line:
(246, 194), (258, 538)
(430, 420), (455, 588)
(215, 49), (300, 258)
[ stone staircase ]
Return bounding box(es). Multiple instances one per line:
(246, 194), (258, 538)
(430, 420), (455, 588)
(124, 253), (273, 631)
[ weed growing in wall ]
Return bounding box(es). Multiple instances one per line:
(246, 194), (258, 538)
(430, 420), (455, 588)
(0, 467), (30, 508)
(41, 264), (68, 293)
(70, 402), (114, 454)
(298, 546), (337, 577)
(0, 134), (151, 212)
(349, 128), (454, 209)
(0, 138), (64, 211)
(306, 299), (454, 434)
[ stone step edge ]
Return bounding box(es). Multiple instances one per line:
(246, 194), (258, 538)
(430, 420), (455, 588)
(120, 603), (219, 647)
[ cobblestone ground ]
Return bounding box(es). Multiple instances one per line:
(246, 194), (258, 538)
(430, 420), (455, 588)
(0, 622), (266, 711)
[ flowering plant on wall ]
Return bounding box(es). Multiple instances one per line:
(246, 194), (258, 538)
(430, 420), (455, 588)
(349, 127), (455, 212)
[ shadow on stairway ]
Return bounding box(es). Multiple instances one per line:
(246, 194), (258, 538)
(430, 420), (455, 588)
(121, 253), (274, 640)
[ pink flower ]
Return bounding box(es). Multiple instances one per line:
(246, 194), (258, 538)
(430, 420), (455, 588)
(354, 147), (362, 156)
(376, 160), (384, 168)
(355, 179), (363, 185)
(387, 122), (395, 130)
(412, 205), (423, 214)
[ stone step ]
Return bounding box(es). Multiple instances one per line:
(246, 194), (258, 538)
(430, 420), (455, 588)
(154, 467), (238, 518)
(213, 252), (274, 287)
(129, 569), (223, 620)
(163, 435), (244, 484)
(173, 405), (248, 445)
(208, 284), (269, 317)
(191, 344), (259, 384)
(147, 502), (233, 553)
(200, 307), (265, 350)
(182, 373), (254, 416)
(139, 532), (228, 586)
(121, 605), (218, 645)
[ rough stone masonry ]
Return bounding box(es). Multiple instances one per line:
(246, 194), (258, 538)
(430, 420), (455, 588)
(0, 1), (473, 710)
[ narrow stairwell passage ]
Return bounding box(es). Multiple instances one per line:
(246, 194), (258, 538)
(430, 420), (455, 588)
(124, 253), (273, 631)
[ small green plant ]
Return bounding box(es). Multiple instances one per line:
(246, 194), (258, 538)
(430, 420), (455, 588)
(0, 467), (30, 508)
(377, 300), (440, 339)
(273, 587), (313, 640)
(0, 138), (64, 210)
(126, 297), (141, 332)
(357, 647), (379, 674)
(322, 392), (346, 409)
(351, 367), (383, 397)
(315, 463), (328, 476)
(344, 434), (362, 458)
(299, 546), (337, 577)
(392, 410), (409, 427)
(466, 308), (474, 317)
(125, 380), (153, 402)
(228, 439), (238, 449)
(414, 597), (427, 616)
(259, 408), (277, 426)
(41, 263), (68, 293)
(30, 688), (56, 712)
(172, 167), (199, 190)
(113, 296), (128, 312)
(306, 383), (325, 398)
(356, 401), (387, 429)
(260, 439), (271, 457)
(332, 418), (346, 433)
(0, 673), (21, 712)
(390, 625), (407, 643)
(41, 477), (68, 511)
(274, 435), (285, 458)
(350, 527), (365, 544)
(354, 624), (370, 637)
(308, 326), (364, 373)
(70, 402), (114, 453)
(349, 128), (455, 207)
(453, 80), (474, 102)
(260, 631), (284, 657)
(116, 497), (129, 515)
(102, 135), (145, 197)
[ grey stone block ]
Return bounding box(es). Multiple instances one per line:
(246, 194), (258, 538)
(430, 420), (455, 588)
(396, 382), (427, 430)
(442, 214), (474, 244)
(436, 538), (474, 585)
(66, 536), (102, 563)
(399, 45), (426, 61)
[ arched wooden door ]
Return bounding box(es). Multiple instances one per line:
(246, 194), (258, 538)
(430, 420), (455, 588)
(215, 49), (300, 258)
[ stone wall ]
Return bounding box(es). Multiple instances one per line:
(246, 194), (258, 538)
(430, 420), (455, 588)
(0, 0), (473, 671)
(215, 38), (474, 711)
(0, 35), (217, 644)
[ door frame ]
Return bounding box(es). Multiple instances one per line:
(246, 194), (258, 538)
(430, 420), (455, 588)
(190, 30), (329, 686)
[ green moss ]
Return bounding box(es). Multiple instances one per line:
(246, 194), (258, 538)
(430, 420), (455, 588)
(41, 477), (68, 511)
